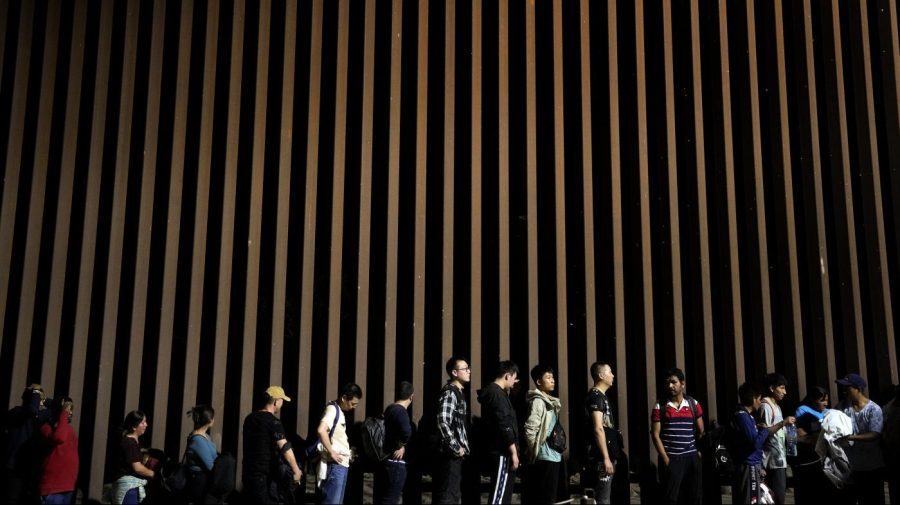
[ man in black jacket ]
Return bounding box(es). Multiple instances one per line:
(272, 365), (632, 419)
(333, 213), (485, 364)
(477, 361), (521, 505)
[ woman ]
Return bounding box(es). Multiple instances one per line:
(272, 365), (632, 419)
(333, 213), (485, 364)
(109, 410), (156, 504)
(39, 397), (79, 504)
(791, 386), (833, 504)
(184, 405), (217, 504)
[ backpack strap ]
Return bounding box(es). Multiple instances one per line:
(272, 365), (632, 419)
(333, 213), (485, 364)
(685, 396), (699, 440)
(328, 402), (340, 439)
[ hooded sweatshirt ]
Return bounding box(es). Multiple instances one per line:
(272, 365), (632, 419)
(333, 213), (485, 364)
(477, 383), (519, 454)
(523, 389), (562, 464)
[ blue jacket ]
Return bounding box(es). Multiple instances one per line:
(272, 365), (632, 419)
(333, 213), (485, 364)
(728, 408), (768, 466)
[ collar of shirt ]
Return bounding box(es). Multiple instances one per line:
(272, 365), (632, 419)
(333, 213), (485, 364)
(665, 398), (691, 410)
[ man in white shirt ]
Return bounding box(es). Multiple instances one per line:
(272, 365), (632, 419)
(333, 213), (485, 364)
(317, 383), (362, 504)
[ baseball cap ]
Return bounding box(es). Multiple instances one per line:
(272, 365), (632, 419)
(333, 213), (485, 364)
(265, 386), (292, 402)
(835, 373), (867, 389)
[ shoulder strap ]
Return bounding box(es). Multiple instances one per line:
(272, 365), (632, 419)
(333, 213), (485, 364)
(183, 434), (199, 464)
(329, 402), (340, 438)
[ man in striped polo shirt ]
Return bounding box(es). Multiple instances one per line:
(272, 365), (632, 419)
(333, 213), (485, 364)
(651, 367), (705, 505)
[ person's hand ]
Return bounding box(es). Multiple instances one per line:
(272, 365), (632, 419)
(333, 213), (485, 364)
(392, 447), (406, 460)
(661, 455), (670, 468)
(293, 468), (303, 483)
(511, 452), (520, 471)
(457, 447), (465, 458)
(604, 458), (615, 476)
(784, 416), (796, 426)
(329, 450), (344, 464)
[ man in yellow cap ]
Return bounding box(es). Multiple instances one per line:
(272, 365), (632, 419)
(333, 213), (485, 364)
(242, 386), (303, 504)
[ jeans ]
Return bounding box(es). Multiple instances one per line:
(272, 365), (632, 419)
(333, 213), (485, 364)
(374, 460), (407, 504)
(583, 459), (613, 504)
(433, 454), (463, 504)
(320, 463), (349, 504)
(122, 488), (141, 505)
(42, 492), (75, 505)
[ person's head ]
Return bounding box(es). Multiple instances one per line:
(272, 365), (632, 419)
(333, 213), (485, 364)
(187, 404), (215, 431)
(51, 396), (74, 422)
(763, 373), (789, 402)
(800, 386), (829, 412)
(339, 383), (363, 411)
(662, 367), (686, 399)
(263, 386), (292, 413)
(395, 381), (414, 403)
(123, 410), (148, 437)
(835, 373), (867, 401)
(530, 364), (556, 394)
(590, 362), (614, 388)
(494, 360), (519, 390)
(446, 356), (471, 385)
(21, 384), (46, 406)
(738, 382), (762, 410)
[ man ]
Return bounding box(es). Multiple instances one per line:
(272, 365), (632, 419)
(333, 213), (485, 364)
(651, 368), (704, 505)
(585, 362), (617, 505)
(727, 382), (794, 505)
(317, 383), (363, 505)
(375, 381), (414, 504)
(523, 364), (563, 505)
(1, 384), (52, 504)
(756, 373), (796, 504)
(242, 386), (303, 504)
(477, 360), (521, 505)
(836, 373), (885, 505)
(434, 356), (471, 504)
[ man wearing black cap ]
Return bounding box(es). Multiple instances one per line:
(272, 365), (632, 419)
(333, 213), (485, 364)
(836, 373), (885, 505)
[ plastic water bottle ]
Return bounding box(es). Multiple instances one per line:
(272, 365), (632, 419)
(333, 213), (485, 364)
(785, 424), (797, 457)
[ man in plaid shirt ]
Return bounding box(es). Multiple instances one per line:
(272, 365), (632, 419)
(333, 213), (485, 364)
(433, 356), (471, 504)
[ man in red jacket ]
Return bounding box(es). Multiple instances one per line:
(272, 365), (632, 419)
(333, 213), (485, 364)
(39, 397), (78, 504)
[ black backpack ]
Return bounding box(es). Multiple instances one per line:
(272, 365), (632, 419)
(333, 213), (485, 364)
(360, 415), (388, 462)
(209, 451), (236, 496)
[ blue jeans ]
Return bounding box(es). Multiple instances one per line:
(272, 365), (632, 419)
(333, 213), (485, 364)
(122, 488), (141, 505)
(42, 492), (75, 505)
(320, 463), (349, 504)
(374, 460), (407, 504)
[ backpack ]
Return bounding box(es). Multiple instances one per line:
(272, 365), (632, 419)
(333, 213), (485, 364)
(300, 402), (340, 464)
(209, 452), (236, 496)
(162, 434), (199, 493)
(703, 421), (735, 482)
(360, 415), (388, 462)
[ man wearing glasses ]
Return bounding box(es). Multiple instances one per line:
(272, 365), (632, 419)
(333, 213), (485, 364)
(434, 356), (472, 504)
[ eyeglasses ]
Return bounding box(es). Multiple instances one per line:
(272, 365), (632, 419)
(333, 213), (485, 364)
(455, 367), (471, 372)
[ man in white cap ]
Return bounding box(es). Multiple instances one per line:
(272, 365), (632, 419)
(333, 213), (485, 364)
(836, 373), (885, 505)
(242, 386), (303, 504)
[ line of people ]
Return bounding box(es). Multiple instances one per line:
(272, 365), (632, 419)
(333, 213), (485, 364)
(3, 361), (899, 504)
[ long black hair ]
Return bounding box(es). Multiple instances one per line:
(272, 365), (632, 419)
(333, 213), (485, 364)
(122, 410), (147, 437)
